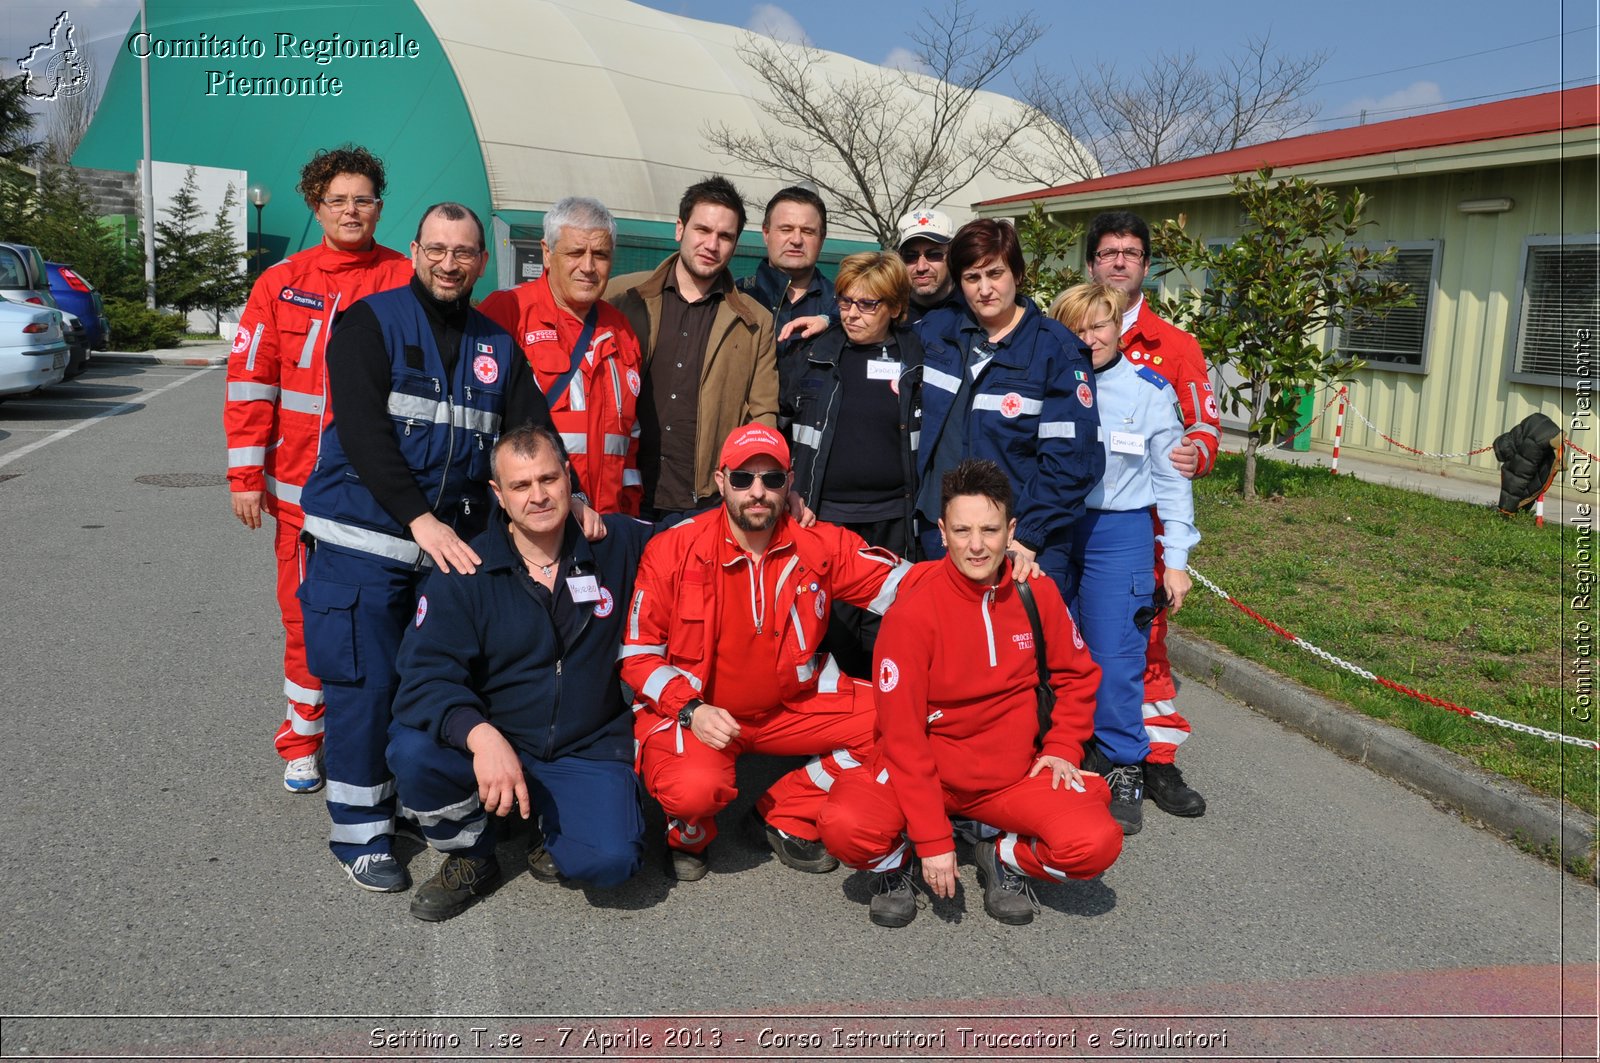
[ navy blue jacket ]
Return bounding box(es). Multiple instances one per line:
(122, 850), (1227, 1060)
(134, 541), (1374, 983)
(738, 258), (836, 377)
(390, 512), (652, 763)
(913, 300), (1104, 551)
(301, 285), (520, 567)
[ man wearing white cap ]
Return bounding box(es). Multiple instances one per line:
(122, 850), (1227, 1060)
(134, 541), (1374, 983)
(895, 207), (960, 326)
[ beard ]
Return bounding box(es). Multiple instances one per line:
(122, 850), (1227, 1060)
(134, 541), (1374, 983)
(728, 495), (778, 533)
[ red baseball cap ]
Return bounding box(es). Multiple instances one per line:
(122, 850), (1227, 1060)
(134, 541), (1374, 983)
(719, 423), (790, 471)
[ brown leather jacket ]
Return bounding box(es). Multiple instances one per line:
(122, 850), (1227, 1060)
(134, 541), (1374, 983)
(609, 255), (777, 504)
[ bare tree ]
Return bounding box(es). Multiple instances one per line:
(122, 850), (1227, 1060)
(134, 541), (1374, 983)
(1002, 34), (1328, 186)
(42, 48), (97, 167)
(704, 0), (1047, 246)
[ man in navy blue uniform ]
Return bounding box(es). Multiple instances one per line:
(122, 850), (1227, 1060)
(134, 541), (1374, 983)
(389, 424), (651, 920)
(297, 202), (558, 892)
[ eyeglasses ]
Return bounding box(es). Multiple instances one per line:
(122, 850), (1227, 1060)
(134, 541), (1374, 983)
(1092, 246), (1148, 263)
(725, 469), (788, 491)
(418, 245), (483, 264)
(900, 247), (946, 264)
(836, 296), (885, 313)
(320, 196), (380, 212)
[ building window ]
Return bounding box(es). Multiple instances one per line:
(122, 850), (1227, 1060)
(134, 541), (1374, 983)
(1339, 243), (1439, 371)
(1510, 236), (1599, 387)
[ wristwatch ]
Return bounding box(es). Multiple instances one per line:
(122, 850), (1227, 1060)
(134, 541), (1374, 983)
(677, 699), (703, 729)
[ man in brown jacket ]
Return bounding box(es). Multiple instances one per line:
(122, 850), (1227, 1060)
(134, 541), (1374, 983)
(608, 175), (777, 519)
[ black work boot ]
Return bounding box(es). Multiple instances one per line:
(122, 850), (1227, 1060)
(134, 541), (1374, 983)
(1104, 762), (1145, 835)
(1144, 759), (1207, 816)
(409, 854), (500, 921)
(751, 810), (839, 873)
(869, 863), (920, 928)
(972, 839), (1037, 925)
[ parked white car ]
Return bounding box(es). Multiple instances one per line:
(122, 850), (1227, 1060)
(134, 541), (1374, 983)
(0, 300), (70, 400)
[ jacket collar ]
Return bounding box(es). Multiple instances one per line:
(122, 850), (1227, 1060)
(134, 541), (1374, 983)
(635, 254), (767, 328)
(957, 298), (1044, 369)
(482, 512), (594, 575)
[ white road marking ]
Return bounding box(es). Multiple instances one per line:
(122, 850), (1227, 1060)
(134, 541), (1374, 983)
(0, 366), (216, 471)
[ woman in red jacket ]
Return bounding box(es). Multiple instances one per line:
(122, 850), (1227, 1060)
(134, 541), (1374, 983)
(817, 459), (1122, 928)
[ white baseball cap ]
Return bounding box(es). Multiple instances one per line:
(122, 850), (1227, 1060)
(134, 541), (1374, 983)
(896, 207), (954, 248)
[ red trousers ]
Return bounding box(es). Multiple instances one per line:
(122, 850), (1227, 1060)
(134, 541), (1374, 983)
(635, 680), (874, 852)
(270, 515), (324, 760)
(818, 768), (1122, 882)
(1142, 515), (1192, 764)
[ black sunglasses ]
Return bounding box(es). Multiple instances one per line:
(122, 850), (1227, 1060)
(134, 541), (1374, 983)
(726, 469), (788, 491)
(1133, 587), (1171, 630)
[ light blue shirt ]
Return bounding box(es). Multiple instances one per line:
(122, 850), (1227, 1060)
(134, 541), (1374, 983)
(1083, 355), (1200, 570)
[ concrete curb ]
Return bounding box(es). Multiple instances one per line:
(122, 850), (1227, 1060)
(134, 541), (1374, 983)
(94, 348), (227, 367)
(1170, 630), (1598, 880)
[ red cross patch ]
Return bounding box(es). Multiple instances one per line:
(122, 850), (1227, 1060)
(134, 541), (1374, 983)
(878, 658), (900, 692)
(999, 392), (1023, 418)
(473, 354), (499, 385)
(594, 587), (615, 618)
(1076, 382), (1094, 409)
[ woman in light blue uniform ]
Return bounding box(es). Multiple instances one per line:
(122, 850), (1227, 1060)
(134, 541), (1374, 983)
(1049, 282), (1197, 837)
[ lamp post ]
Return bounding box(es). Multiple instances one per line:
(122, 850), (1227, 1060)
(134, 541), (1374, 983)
(248, 184), (271, 274)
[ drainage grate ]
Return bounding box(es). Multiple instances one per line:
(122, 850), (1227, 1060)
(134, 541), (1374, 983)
(135, 473), (229, 488)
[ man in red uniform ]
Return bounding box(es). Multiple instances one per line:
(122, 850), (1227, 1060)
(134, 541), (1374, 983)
(620, 424), (913, 882)
(818, 459), (1121, 927)
(478, 196), (642, 514)
(1085, 209), (1218, 817)
(224, 145), (413, 794)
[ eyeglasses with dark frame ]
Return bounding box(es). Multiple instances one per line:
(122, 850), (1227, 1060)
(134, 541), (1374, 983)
(725, 469), (788, 491)
(418, 245), (484, 264)
(1091, 246), (1148, 263)
(836, 296), (885, 313)
(900, 247), (946, 264)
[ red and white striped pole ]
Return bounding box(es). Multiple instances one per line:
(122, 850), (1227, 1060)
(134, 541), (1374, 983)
(1536, 494), (1546, 527)
(1331, 386), (1347, 475)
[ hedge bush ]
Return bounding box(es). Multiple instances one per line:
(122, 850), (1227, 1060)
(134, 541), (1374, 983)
(104, 298), (187, 351)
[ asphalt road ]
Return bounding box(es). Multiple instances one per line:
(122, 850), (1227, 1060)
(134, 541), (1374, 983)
(0, 364), (1594, 1062)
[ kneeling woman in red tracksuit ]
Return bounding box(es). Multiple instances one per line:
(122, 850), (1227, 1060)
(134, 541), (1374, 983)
(817, 459), (1123, 928)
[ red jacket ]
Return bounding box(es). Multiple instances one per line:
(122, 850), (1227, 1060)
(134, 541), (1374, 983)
(871, 558), (1101, 859)
(1122, 298), (1221, 476)
(621, 509), (912, 725)
(478, 279), (643, 515)
(224, 242), (412, 520)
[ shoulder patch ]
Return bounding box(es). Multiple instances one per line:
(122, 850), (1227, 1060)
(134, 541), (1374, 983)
(1135, 366), (1169, 390)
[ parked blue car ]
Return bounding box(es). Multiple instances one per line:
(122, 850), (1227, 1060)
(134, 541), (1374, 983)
(45, 262), (111, 352)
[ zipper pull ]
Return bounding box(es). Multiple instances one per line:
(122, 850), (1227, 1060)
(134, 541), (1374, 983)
(463, 497), (472, 516)
(433, 378), (441, 394)
(403, 419), (415, 436)
(555, 660), (563, 676)
(466, 385), (474, 401)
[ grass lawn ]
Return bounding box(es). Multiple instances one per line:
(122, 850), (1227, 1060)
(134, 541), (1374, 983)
(1175, 453), (1597, 820)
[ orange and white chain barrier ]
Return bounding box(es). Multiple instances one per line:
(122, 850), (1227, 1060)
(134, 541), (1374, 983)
(1187, 564), (1600, 751)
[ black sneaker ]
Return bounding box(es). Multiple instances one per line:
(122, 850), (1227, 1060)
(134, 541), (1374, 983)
(408, 854), (500, 921)
(1143, 759), (1207, 817)
(668, 847), (709, 882)
(972, 839), (1036, 925)
(869, 864), (920, 928)
(526, 843), (562, 883)
(751, 811), (839, 873)
(1104, 762), (1145, 836)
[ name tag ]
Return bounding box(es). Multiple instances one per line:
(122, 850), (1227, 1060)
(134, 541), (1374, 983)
(1110, 431), (1146, 457)
(567, 575), (600, 602)
(866, 359), (901, 381)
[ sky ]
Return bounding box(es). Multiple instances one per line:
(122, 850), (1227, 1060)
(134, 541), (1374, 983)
(1, 0), (1596, 142)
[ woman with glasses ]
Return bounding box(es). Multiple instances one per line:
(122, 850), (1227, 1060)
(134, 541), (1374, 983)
(779, 251), (923, 676)
(911, 219), (1104, 602)
(1048, 282), (1196, 838)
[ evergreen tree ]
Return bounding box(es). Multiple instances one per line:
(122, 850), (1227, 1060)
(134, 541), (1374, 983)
(197, 183), (251, 331)
(153, 167), (210, 318)
(0, 74), (43, 166)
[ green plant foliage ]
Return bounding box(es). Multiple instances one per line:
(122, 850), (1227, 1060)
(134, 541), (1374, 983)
(104, 298), (186, 351)
(1016, 203), (1083, 309)
(1152, 166), (1414, 499)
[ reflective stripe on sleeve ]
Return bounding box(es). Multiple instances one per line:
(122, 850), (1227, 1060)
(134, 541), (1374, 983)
(1037, 421), (1077, 439)
(867, 558), (914, 615)
(791, 424), (822, 449)
(228, 446), (267, 467)
(283, 677), (323, 706)
(280, 388), (324, 416)
(622, 468), (642, 487)
(243, 323), (265, 372)
(227, 382), (279, 402)
(618, 643), (667, 660)
(641, 664), (683, 703)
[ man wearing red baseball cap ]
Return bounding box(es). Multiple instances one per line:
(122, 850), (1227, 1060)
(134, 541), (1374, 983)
(620, 424), (914, 882)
